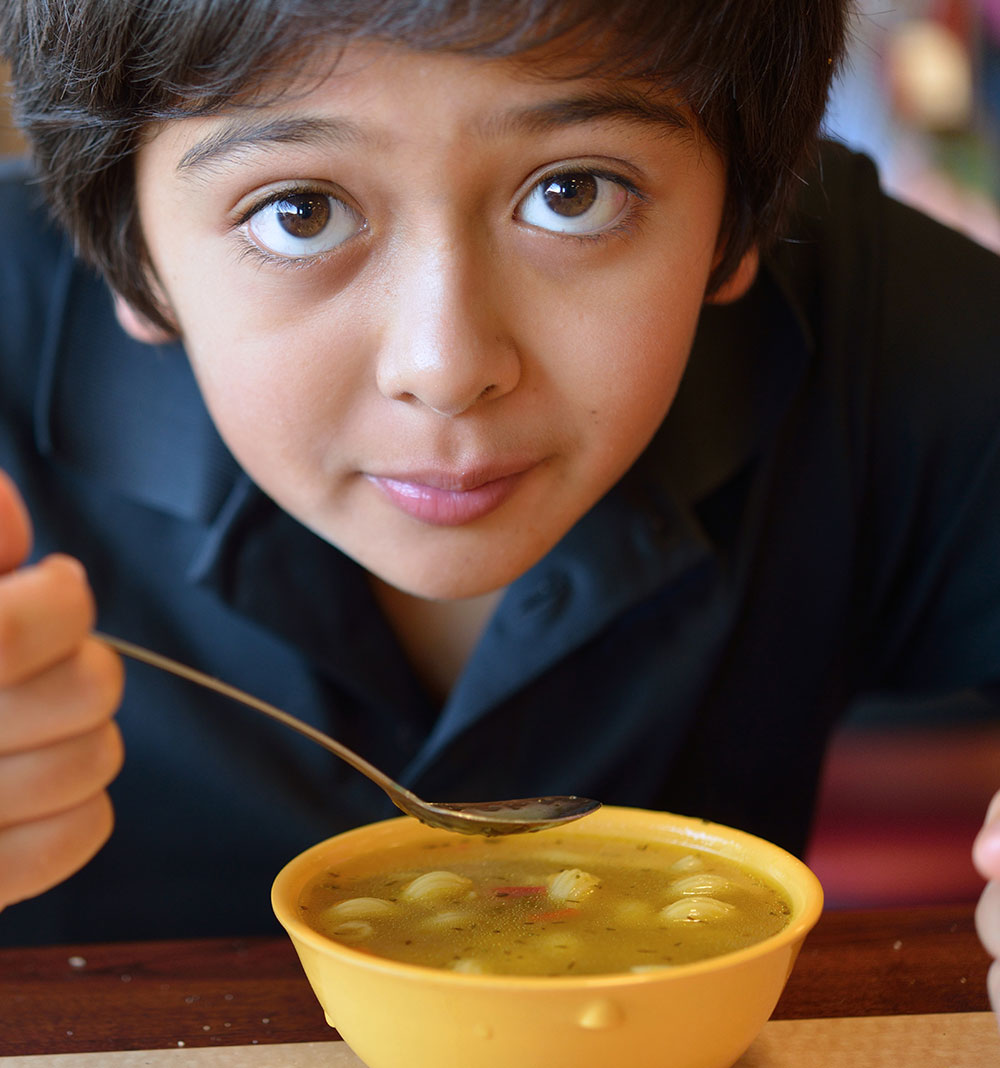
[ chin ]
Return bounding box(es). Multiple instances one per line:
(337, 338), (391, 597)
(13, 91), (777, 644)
(382, 569), (509, 602)
(332, 510), (566, 602)
(369, 546), (539, 602)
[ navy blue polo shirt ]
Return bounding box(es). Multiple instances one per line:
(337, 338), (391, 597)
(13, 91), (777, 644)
(1, 144), (999, 944)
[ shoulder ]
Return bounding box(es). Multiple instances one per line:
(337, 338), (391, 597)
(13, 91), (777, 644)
(778, 140), (999, 357)
(0, 156), (69, 272)
(810, 140), (998, 351)
(0, 158), (80, 364)
(758, 146), (1000, 689)
(773, 141), (1000, 446)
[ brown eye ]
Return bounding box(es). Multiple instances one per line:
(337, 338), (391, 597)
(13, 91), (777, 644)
(274, 193), (331, 238)
(541, 174), (598, 217)
(246, 190), (365, 259)
(517, 170), (630, 235)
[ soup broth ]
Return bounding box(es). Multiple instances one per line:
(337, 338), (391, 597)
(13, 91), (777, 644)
(297, 832), (791, 977)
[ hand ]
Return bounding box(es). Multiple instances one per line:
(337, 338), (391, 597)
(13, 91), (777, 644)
(974, 789), (1000, 1025)
(0, 469), (124, 909)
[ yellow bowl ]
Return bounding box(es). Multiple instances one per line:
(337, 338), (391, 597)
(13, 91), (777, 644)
(272, 805), (823, 1068)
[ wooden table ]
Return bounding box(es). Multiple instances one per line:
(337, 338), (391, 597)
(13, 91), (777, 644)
(0, 905), (993, 1058)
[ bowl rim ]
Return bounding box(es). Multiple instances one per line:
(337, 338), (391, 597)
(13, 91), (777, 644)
(271, 805), (824, 989)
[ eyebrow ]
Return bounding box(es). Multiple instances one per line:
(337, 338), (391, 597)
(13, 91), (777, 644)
(176, 115), (370, 174)
(484, 88), (693, 140)
(175, 87), (692, 176)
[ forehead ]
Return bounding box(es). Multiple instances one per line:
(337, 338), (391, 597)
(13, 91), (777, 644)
(154, 40), (697, 174)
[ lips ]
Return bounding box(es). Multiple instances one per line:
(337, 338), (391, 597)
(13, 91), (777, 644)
(365, 464), (535, 526)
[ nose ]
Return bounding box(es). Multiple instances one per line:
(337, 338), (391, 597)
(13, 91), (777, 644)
(375, 246), (521, 417)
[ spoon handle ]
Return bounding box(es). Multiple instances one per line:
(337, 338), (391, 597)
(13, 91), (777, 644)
(95, 631), (415, 803)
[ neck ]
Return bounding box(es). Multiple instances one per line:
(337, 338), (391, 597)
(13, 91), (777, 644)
(371, 578), (504, 703)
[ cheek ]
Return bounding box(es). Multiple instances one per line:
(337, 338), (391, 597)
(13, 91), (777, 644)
(553, 273), (704, 442)
(178, 302), (369, 477)
(539, 196), (716, 417)
(139, 210), (364, 466)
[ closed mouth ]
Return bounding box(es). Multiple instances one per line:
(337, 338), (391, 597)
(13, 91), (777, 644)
(365, 462), (536, 526)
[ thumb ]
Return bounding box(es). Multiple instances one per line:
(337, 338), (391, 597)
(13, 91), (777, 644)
(0, 469), (32, 574)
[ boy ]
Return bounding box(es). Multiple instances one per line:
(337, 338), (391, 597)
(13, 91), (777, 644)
(0, 0), (997, 1010)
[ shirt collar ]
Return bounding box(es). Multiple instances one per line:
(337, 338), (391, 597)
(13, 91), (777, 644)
(35, 243), (242, 525)
(648, 258), (815, 507)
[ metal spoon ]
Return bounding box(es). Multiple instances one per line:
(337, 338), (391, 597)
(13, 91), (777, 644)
(97, 633), (600, 836)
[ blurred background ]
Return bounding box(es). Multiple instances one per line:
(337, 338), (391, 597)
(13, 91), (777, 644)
(1, 3), (999, 909)
(825, 0), (1000, 248)
(0, 62), (19, 156)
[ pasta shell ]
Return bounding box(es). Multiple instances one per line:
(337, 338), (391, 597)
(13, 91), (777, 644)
(669, 854), (704, 873)
(547, 868), (601, 903)
(450, 958), (485, 974)
(668, 873), (733, 897)
(401, 871), (475, 902)
(613, 899), (656, 925)
(324, 897), (396, 920)
(420, 909), (474, 929)
(330, 920), (375, 942)
(659, 896), (735, 923)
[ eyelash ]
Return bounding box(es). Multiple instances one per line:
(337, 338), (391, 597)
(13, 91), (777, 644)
(231, 166), (650, 269)
(235, 239), (339, 272)
(233, 184), (358, 270)
(529, 166), (650, 245)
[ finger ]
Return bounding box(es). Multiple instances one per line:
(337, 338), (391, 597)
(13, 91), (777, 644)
(0, 639), (124, 754)
(0, 721), (124, 829)
(0, 791), (114, 908)
(974, 791), (1000, 880)
(0, 554), (95, 686)
(0, 470), (32, 573)
(989, 961), (1000, 1028)
(975, 880), (1000, 960)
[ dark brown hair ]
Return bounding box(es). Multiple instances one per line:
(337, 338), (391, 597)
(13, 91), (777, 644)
(1, 0), (850, 332)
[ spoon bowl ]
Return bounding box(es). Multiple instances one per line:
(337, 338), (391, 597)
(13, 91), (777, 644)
(97, 633), (600, 836)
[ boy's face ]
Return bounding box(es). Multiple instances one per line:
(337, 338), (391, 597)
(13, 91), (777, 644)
(129, 42), (754, 600)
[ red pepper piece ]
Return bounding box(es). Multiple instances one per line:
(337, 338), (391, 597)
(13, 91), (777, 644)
(527, 908), (580, 922)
